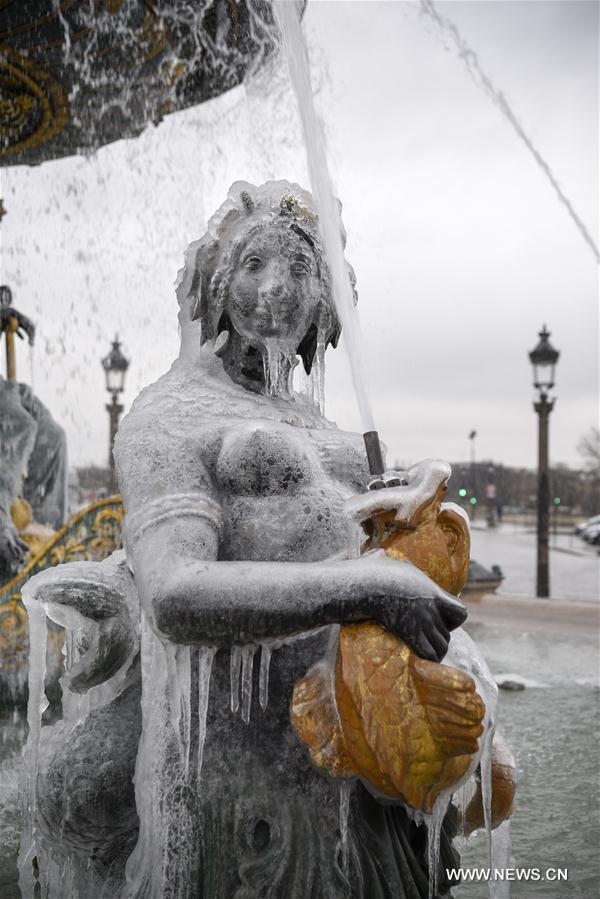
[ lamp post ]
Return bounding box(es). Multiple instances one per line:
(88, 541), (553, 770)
(101, 335), (129, 493)
(529, 325), (560, 598)
(469, 430), (477, 518)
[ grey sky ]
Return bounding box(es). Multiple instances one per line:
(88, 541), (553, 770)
(1, 1), (597, 471)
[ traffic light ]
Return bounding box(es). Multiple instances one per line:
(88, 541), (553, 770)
(469, 497), (477, 505)
(553, 497), (561, 505)
(458, 488), (467, 497)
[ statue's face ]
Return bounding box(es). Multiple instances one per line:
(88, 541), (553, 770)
(226, 225), (321, 347)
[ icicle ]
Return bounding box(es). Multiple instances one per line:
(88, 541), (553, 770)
(346, 520), (363, 561)
(294, 362), (320, 409)
(480, 721), (496, 867)
(286, 354), (298, 396)
(453, 779), (473, 848)
(177, 646), (192, 777)
(164, 642), (183, 762)
(262, 339), (296, 397)
(196, 647), (216, 782)
(230, 646), (242, 713)
(338, 781), (352, 875)
(62, 854), (74, 898)
(263, 340), (279, 396)
(426, 793), (452, 899)
(18, 598), (49, 899)
(489, 819), (512, 899)
(64, 628), (74, 672)
(123, 616), (159, 898)
(258, 644), (272, 711)
(314, 336), (326, 415)
(240, 645), (256, 724)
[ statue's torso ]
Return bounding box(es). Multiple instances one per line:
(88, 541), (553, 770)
(37, 369), (441, 898)
(212, 418), (369, 562)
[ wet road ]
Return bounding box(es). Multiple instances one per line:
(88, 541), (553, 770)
(470, 524), (599, 602)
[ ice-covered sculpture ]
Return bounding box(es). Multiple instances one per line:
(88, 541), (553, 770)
(20, 181), (514, 899)
(0, 373), (67, 581)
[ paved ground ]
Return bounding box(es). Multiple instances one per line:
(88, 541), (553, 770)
(469, 524), (599, 602)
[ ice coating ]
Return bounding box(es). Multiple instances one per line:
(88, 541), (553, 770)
(17, 552), (141, 899)
(344, 458), (459, 527)
(173, 178), (350, 394)
(17, 596), (48, 899)
(18, 177), (508, 895)
(421, 627), (498, 898)
(447, 633), (499, 871)
(124, 615), (202, 899)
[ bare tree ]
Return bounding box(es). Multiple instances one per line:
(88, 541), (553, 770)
(578, 428), (600, 477)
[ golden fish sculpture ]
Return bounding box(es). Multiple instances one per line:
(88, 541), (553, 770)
(292, 460), (512, 818)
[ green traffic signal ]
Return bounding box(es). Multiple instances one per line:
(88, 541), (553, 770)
(469, 497), (477, 505)
(458, 488), (467, 497)
(553, 497), (561, 505)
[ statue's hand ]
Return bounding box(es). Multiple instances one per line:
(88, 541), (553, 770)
(0, 508), (29, 576)
(331, 624), (485, 812)
(25, 553), (140, 691)
(358, 557), (467, 663)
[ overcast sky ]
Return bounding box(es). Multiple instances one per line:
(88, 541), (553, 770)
(1, 0), (598, 472)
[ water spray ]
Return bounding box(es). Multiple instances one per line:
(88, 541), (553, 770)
(274, 2), (387, 485)
(420, 0), (599, 265)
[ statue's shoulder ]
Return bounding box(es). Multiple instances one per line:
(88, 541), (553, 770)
(123, 358), (220, 427)
(115, 357), (227, 474)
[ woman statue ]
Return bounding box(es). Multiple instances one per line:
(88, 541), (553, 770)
(22, 181), (505, 899)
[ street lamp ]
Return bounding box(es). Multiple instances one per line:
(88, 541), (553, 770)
(529, 325), (560, 598)
(101, 335), (129, 491)
(469, 430), (477, 518)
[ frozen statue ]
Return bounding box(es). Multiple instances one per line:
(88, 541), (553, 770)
(20, 182), (516, 899)
(0, 285), (67, 580)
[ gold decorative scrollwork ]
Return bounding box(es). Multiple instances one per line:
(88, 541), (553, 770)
(0, 46), (69, 159)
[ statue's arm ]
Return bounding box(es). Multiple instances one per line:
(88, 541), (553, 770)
(130, 519), (465, 661)
(116, 409), (465, 660)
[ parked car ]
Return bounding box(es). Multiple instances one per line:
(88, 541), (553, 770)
(581, 522), (600, 545)
(574, 514), (600, 536)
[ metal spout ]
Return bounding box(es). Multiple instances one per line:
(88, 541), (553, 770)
(363, 430), (384, 475)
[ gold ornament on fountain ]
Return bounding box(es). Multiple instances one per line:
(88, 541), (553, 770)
(292, 460), (486, 813)
(10, 497), (55, 559)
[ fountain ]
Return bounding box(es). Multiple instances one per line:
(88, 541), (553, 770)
(16, 180), (516, 898)
(0, 1), (278, 167)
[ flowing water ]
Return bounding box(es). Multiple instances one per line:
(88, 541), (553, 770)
(275, 2), (376, 434)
